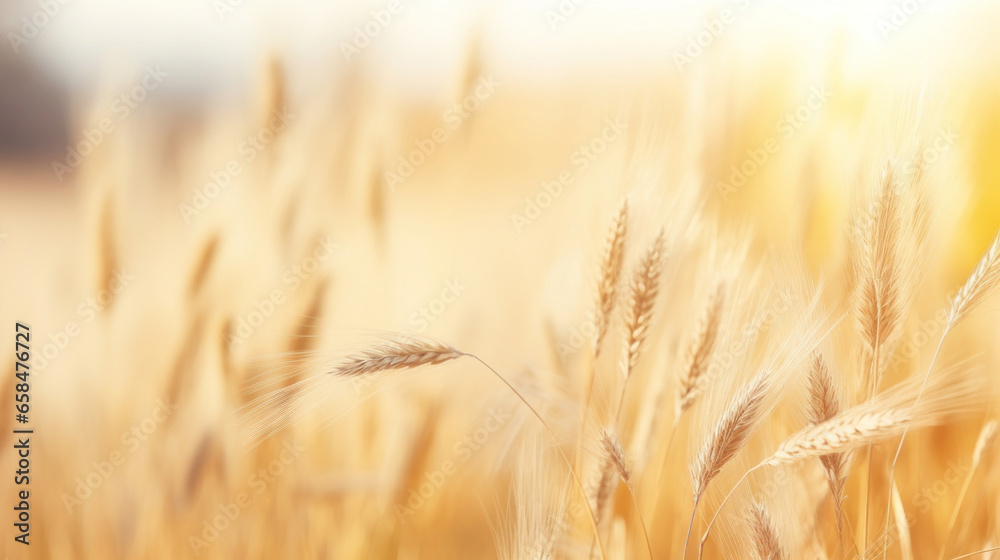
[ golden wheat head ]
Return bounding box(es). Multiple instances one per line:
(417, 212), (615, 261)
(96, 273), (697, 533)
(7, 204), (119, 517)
(331, 337), (465, 376)
(594, 199), (629, 357)
(620, 229), (665, 379)
(749, 502), (786, 560)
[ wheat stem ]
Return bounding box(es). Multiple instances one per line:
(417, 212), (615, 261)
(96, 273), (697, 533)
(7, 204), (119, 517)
(698, 463), (764, 560)
(648, 422), (679, 523)
(681, 494), (701, 560)
(938, 420), (997, 560)
(951, 548), (1000, 560)
(881, 328), (950, 560)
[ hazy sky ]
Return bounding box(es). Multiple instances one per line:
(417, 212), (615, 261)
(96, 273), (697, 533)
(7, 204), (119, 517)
(2, 0), (960, 98)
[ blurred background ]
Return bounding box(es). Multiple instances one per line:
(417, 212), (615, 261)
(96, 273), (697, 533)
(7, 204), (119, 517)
(2, 0), (1000, 558)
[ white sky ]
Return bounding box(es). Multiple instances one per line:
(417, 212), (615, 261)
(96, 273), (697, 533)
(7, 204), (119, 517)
(1, 0), (966, 98)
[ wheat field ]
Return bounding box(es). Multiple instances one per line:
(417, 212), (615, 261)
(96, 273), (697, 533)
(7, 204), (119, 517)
(3, 1), (1000, 559)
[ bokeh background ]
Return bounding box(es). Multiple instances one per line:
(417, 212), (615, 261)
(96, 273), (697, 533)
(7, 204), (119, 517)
(2, 0), (1000, 558)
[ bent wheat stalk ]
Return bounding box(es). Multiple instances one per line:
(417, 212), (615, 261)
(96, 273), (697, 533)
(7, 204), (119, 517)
(331, 335), (609, 560)
(881, 229), (1000, 560)
(951, 548), (1000, 560)
(937, 420), (998, 560)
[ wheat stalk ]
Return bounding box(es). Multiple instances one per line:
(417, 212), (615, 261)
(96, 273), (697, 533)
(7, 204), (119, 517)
(330, 335), (612, 560)
(854, 166), (907, 552)
(891, 480), (914, 560)
(972, 419), (998, 466)
(938, 420), (999, 560)
(882, 228), (1000, 560)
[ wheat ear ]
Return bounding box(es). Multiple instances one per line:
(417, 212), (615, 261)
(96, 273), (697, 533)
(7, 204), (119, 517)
(691, 371), (768, 498)
(854, 166), (905, 552)
(330, 338), (466, 376)
(807, 353), (848, 542)
(749, 502), (786, 560)
(854, 166), (905, 396)
(948, 230), (1000, 326)
(594, 200), (629, 358)
(683, 370), (770, 560)
(766, 408), (912, 465)
(331, 335), (610, 560)
(599, 430), (654, 560)
(676, 283), (725, 422)
(620, 229), (665, 381)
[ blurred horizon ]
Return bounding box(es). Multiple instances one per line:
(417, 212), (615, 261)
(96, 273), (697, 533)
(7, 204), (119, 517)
(1, 0), (986, 162)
